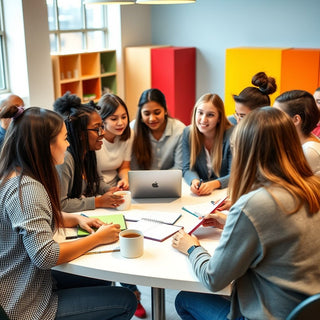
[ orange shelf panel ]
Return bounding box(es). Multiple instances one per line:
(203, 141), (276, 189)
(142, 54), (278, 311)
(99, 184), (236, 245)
(281, 48), (320, 94)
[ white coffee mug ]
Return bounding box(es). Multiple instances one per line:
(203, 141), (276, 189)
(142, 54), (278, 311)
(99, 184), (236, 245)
(113, 190), (131, 211)
(119, 229), (144, 258)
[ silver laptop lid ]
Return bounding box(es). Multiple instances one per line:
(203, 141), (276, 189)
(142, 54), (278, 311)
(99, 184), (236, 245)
(128, 170), (182, 198)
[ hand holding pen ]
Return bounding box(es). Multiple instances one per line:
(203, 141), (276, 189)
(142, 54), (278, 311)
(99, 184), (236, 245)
(188, 196), (228, 234)
(197, 179), (203, 190)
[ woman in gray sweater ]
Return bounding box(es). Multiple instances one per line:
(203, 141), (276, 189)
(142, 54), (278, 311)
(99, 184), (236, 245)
(173, 107), (320, 320)
(0, 105), (136, 320)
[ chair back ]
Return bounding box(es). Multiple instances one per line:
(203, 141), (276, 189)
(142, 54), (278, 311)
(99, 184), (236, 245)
(286, 293), (320, 320)
(0, 305), (10, 320)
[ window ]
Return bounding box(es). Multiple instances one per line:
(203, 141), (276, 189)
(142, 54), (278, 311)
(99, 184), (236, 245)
(46, 0), (108, 53)
(0, 0), (8, 93)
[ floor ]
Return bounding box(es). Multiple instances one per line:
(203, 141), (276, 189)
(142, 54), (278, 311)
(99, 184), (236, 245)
(131, 285), (180, 320)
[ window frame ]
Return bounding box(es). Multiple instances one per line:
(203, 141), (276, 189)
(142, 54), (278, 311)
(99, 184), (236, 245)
(0, 0), (9, 94)
(48, 0), (109, 53)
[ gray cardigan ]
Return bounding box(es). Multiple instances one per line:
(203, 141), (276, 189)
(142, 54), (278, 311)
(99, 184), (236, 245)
(182, 125), (233, 188)
(56, 151), (109, 212)
(189, 186), (320, 319)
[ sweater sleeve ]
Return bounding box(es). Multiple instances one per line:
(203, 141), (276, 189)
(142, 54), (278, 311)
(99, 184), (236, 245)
(56, 152), (95, 212)
(7, 178), (60, 269)
(189, 205), (262, 292)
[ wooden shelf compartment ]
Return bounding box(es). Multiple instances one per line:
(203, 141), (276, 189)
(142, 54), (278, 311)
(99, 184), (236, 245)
(52, 50), (117, 103)
(81, 52), (100, 78)
(60, 81), (82, 98)
(100, 51), (116, 74)
(101, 75), (117, 95)
(82, 78), (101, 102)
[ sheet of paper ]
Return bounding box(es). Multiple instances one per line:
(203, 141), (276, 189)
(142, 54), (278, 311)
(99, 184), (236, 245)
(132, 219), (182, 242)
(124, 209), (181, 225)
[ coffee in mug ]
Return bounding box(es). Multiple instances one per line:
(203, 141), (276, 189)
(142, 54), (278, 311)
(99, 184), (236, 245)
(119, 229), (143, 258)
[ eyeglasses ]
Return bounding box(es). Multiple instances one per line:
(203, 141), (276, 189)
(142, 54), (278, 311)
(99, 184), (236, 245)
(233, 112), (246, 121)
(86, 125), (104, 136)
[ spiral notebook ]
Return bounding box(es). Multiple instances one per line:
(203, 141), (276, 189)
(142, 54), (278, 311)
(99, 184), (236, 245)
(132, 219), (182, 242)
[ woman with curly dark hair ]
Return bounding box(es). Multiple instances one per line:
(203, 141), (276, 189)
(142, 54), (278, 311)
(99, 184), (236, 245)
(53, 92), (124, 212)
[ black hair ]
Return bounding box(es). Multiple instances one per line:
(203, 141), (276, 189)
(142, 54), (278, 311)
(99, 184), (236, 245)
(275, 90), (320, 135)
(98, 93), (131, 141)
(132, 88), (168, 169)
(54, 91), (101, 197)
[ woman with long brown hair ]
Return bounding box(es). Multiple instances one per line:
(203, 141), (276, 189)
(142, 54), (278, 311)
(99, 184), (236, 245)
(173, 107), (320, 320)
(0, 105), (136, 320)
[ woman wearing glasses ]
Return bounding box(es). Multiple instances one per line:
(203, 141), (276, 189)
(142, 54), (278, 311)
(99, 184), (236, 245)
(229, 71), (277, 124)
(54, 92), (124, 212)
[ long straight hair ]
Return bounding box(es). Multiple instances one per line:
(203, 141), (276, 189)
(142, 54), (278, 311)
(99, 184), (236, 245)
(132, 88), (168, 169)
(229, 107), (320, 213)
(0, 106), (64, 227)
(190, 93), (231, 176)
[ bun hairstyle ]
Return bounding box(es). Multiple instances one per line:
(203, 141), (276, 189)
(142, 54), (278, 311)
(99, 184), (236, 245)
(233, 72), (277, 110)
(53, 91), (101, 198)
(53, 91), (100, 119)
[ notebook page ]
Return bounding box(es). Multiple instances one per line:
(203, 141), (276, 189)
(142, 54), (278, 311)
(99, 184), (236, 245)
(124, 209), (181, 225)
(132, 219), (182, 242)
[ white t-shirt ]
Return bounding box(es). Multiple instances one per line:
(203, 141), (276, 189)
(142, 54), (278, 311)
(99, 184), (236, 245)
(96, 128), (134, 186)
(302, 140), (320, 176)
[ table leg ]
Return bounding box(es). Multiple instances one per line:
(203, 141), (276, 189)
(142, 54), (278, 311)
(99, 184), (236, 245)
(151, 287), (166, 320)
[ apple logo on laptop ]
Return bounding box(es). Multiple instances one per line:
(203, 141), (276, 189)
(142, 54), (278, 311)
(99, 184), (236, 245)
(152, 181), (159, 188)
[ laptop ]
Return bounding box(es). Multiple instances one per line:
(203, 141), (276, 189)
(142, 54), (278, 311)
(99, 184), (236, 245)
(128, 170), (182, 198)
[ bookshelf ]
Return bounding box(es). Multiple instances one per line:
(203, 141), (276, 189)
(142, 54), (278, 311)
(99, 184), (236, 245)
(52, 50), (117, 103)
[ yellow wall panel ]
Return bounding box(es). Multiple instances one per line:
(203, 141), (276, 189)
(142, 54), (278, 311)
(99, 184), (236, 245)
(225, 47), (288, 116)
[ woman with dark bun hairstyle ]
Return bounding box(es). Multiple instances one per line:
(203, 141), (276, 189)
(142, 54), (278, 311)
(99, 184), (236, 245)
(231, 71), (277, 123)
(0, 105), (136, 320)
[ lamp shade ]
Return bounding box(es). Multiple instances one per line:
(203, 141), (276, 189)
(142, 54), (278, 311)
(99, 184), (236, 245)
(136, 0), (195, 3)
(85, 0), (135, 4)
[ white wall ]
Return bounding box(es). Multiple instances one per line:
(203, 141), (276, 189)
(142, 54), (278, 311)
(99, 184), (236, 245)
(108, 4), (152, 98)
(150, 0), (320, 103)
(3, 0), (54, 108)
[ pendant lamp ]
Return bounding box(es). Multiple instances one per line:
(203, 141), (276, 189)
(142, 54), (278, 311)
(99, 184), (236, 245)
(136, 0), (195, 3)
(85, 0), (135, 4)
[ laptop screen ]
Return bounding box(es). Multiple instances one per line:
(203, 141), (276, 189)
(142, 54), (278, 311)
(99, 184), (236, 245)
(128, 170), (182, 198)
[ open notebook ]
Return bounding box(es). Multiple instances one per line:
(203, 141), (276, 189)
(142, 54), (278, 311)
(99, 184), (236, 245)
(77, 214), (127, 237)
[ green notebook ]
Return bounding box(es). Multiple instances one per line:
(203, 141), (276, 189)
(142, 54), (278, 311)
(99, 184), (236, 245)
(77, 214), (127, 237)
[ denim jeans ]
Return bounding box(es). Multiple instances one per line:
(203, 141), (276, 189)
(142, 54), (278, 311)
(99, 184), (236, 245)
(175, 291), (245, 320)
(52, 271), (137, 320)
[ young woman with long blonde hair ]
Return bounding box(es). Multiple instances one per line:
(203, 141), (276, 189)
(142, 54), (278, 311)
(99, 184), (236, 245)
(182, 93), (233, 195)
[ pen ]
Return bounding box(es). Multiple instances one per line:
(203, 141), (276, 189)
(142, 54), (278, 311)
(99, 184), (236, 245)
(210, 196), (228, 213)
(80, 213), (89, 218)
(197, 179), (203, 190)
(85, 249), (120, 255)
(188, 196), (228, 235)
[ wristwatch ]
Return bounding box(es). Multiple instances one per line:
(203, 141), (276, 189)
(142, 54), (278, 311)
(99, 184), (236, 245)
(187, 245), (201, 256)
